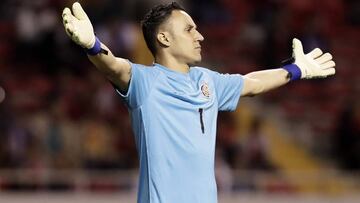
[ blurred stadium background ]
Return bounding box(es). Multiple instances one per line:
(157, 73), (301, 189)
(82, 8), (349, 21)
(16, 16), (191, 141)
(0, 0), (359, 202)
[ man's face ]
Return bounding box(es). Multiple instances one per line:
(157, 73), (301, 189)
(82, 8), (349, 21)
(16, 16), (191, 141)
(160, 10), (204, 64)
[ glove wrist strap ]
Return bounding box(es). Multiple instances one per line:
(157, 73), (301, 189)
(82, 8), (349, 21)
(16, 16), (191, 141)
(283, 64), (302, 81)
(86, 37), (108, 55)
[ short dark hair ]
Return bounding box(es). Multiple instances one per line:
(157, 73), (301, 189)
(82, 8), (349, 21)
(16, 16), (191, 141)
(141, 2), (185, 57)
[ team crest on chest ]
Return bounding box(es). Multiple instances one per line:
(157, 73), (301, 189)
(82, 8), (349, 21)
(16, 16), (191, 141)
(201, 82), (210, 98)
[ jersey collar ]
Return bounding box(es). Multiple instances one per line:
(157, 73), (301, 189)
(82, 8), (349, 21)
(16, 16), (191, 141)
(153, 63), (192, 80)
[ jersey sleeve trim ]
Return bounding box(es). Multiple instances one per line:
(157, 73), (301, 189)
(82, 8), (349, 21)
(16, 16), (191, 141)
(114, 59), (133, 98)
(228, 74), (244, 112)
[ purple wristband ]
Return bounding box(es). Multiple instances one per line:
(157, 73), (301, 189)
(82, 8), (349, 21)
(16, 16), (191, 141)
(283, 64), (302, 81)
(86, 37), (101, 55)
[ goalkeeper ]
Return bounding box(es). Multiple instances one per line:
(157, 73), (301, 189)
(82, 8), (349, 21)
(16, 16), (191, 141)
(62, 2), (335, 203)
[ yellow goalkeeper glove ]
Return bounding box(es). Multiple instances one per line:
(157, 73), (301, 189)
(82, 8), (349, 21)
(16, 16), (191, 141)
(62, 2), (102, 55)
(284, 38), (336, 81)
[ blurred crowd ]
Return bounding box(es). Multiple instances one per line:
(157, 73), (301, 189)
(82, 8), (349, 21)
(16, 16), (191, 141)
(0, 0), (359, 176)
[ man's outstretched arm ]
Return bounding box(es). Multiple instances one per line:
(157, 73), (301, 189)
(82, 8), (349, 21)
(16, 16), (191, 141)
(241, 38), (336, 97)
(62, 2), (131, 91)
(241, 69), (290, 97)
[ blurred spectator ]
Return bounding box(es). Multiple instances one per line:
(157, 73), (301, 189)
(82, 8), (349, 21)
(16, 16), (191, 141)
(344, 0), (360, 26)
(242, 117), (274, 170)
(215, 148), (233, 193)
(14, 0), (59, 71)
(81, 117), (118, 170)
(7, 117), (34, 168)
(333, 100), (360, 170)
(217, 112), (242, 169)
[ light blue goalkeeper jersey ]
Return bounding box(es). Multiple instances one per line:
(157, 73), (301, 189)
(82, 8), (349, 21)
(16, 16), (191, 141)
(116, 62), (244, 203)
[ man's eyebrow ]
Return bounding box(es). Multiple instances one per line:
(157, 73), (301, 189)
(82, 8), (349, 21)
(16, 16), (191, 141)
(186, 24), (197, 29)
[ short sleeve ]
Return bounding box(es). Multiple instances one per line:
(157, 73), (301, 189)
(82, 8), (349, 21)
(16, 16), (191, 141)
(115, 62), (158, 109)
(207, 70), (244, 111)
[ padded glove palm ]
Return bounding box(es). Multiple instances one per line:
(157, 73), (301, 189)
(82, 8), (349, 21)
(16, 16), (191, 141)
(62, 2), (95, 49)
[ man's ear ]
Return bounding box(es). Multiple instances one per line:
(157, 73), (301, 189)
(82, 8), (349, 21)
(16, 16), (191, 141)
(157, 32), (171, 47)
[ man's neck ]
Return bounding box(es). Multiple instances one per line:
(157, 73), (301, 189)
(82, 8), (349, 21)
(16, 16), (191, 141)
(155, 55), (190, 74)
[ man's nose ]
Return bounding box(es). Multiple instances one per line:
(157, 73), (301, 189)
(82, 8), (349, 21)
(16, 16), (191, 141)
(196, 30), (204, 41)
